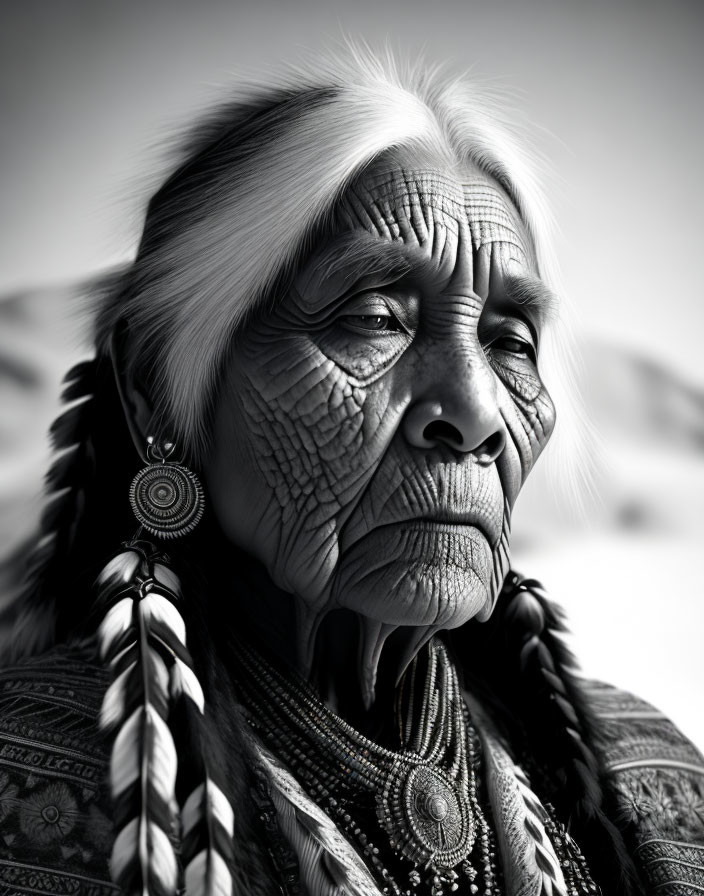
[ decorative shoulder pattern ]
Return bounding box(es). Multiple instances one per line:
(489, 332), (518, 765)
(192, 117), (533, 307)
(584, 680), (704, 895)
(0, 642), (117, 895)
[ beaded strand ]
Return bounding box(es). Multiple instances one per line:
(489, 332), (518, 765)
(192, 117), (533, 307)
(233, 639), (494, 895)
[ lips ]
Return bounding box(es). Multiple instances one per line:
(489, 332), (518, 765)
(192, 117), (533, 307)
(340, 471), (504, 555)
(391, 516), (497, 546)
(353, 515), (499, 551)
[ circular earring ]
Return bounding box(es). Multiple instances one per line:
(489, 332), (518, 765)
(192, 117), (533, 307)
(128, 436), (205, 538)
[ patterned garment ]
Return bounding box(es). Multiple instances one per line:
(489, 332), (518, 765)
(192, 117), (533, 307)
(0, 645), (116, 895)
(0, 647), (702, 895)
(585, 680), (704, 895)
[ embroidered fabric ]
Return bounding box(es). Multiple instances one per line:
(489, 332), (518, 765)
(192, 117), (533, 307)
(0, 644), (116, 895)
(585, 680), (704, 895)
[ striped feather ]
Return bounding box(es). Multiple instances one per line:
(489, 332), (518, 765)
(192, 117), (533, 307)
(182, 781), (234, 838)
(96, 541), (237, 896)
(142, 591), (187, 644)
(111, 817), (140, 883)
(182, 780), (235, 896)
(513, 766), (567, 896)
(97, 549), (142, 590)
(110, 704), (176, 802)
(172, 679), (235, 896)
(100, 660), (137, 730)
(249, 739), (378, 896)
(170, 657), (205, 712)
(153, 563), (182, 596)
(98, 597), (134, 660)
(97, 544), (182, 896)
(184, 851), (232, 896)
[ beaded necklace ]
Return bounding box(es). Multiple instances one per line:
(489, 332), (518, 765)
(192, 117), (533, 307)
(233, 638), (501, 896)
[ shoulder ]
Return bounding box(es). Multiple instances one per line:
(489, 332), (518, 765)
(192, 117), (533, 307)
(0, 642), (117, 894)
(583, 679), (704, 893)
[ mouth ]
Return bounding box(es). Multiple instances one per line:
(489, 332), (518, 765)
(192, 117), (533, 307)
(359, 516), (499, 550)
(338, 459), (506, 555)
(404, 517), (498, 547)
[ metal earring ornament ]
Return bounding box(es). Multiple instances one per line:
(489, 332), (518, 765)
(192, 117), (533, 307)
(129, 436), (205, 538)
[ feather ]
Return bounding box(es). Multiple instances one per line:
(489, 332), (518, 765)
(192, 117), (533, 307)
(142, 591), (187, 644)
(147, 823), (180, 894)
(98, 598), (134, 660)
(250, 739), (377, 896)
(321, 852), (350, 889)
(96, 542), (238, 896)
(60, 360), (96, 402)
(97, 545), (181, 896)
(153, 563), (182, 596)
(39, 493), (74, 536)
(111, 816), (140, 882)
(167, 628), (235, 896)
(44, 445), (81, 494)
(182, 779), (235, 896)
(182, 781), (234, 839)
(49, 402), (92, 450)
(100, 660), (136, 730)
(184, 851), (232, 896)
(175, 701), (235, 896)
(170, 657), (205, 711)
(6, 358), (100, 661)
(97, 550), (142, 590)
(109, 704), (176, 806)
(513, 765), (568, 895)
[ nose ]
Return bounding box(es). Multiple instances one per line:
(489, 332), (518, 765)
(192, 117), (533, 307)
(402, 366), (506, 464)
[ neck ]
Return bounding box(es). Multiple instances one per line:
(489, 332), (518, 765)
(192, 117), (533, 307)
(221, 549), (437, 738)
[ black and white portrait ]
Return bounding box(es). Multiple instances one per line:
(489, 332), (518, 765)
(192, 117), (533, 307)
(0, 3), (702, 895)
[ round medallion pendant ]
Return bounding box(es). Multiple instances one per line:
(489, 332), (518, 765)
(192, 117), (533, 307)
(377, 759), (475, 869)
(129, 463), (204, 538)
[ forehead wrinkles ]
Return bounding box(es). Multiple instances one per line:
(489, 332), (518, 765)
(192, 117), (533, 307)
(336, 169), (530, 262)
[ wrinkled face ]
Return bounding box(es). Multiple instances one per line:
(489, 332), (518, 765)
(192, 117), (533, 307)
(204, 160), (556, 688)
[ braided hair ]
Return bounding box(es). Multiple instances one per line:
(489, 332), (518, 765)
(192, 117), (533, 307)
(451, 572), (645, 896)
(6, 352), (135, 658)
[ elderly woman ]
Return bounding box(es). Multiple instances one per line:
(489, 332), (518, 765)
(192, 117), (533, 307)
(0, 52), (701, 896)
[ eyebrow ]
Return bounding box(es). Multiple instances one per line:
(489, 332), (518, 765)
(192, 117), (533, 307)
(503, 273), (559, 329)
(297, 234), (413, 312)
(297, 234), (560, 326)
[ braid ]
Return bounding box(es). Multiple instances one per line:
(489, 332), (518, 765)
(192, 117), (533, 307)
(96, 540), (236, 896)
(6, 360), (98, 658)
(452, 572), (644, 896)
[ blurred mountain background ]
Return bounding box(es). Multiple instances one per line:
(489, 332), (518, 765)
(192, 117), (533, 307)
(1, 0), (702, 748)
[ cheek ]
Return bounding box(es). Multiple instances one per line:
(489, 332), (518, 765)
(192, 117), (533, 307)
(494, 364), (556, 506)
(203, 341), (402, 607)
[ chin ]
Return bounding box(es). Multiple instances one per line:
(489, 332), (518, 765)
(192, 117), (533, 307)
(333, 522), (494, 628)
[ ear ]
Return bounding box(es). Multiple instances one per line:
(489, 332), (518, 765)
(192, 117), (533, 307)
(110, 321), (155, 464)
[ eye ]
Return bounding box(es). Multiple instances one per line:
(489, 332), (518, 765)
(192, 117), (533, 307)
(337, 296), (407, 335)
(341, 313), (401, 332)
(490, 335), (537, 363)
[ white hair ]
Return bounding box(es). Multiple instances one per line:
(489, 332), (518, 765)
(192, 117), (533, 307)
(97, 43), (587, 493)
